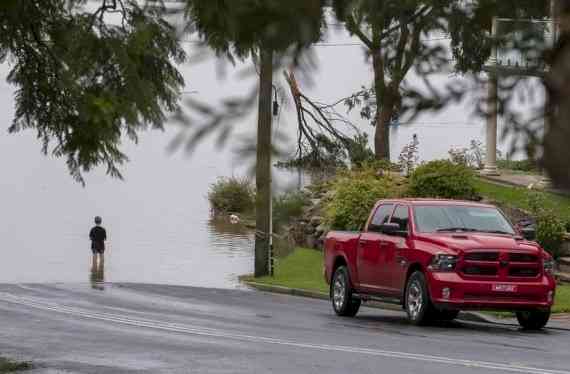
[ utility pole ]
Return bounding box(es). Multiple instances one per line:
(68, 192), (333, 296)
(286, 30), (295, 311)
(482, 17), (500, 176)
(254, 47), (273, 277)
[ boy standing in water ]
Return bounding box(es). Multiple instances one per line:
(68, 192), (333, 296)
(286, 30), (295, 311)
(89, 216), (107, 270)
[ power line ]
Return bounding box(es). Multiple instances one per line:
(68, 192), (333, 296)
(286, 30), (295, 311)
(180, 37), (452, 47)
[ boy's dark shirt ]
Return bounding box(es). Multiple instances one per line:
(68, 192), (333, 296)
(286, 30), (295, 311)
(90, 226), (107, 251)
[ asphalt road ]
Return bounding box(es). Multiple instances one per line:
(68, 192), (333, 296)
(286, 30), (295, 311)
(0, 283), (569, 374)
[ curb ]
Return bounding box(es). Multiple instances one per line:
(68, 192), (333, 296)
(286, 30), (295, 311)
(242, 281), (570, 331)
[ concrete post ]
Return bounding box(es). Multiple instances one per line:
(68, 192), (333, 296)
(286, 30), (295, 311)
(482, 74), (500, 175)
(482, 17), (500, 176)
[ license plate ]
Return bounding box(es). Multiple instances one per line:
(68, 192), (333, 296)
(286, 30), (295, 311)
(492, 284), (517, 292)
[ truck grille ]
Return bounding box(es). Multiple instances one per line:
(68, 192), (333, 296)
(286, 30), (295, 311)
(509, 267), (539, 277)
(463, 266), (498, 276)
(509, 253), (538, 263)
(460, 251), (541, 280)
(464, 252), (499, 261)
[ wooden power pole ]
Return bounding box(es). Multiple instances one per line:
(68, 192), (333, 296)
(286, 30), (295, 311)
(254, 47), (274, 277)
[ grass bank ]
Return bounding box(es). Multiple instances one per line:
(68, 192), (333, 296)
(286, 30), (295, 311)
(475, 179), (570, 223)
(244, 247), (570, 314)
(0, 357), (32, 373)
(242, 248), (328, 294)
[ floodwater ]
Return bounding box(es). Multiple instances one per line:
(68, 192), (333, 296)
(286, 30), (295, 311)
(0, 29), (499, 288)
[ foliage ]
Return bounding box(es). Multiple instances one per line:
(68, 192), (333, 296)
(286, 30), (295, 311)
(408, 160), (478, 200)
(398, 135), (420, 176)
(0, 357), (32, 373)
(0, 0), (185, 184)
(496, 159), (539, 173)
(208, 177), (254, 214)
(527, 193), (567, 259)
(356, 159), (401, 172)
(186, 0), (323, 58)
(273, 192), (309, 232)
(324, 168), (405, 230)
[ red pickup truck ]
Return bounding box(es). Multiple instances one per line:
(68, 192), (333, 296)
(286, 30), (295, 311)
(324, 199), (556, 329)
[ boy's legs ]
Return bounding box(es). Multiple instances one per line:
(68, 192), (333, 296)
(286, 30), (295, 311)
(92, 252), (98, 271)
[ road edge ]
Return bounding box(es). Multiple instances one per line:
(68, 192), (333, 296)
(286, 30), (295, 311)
(242, 280), (570, 330)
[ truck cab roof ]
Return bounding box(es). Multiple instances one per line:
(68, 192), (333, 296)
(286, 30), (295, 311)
(376, 198), (494, 208)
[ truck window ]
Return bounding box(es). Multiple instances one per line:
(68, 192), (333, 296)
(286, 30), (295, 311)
(390, 205), (409, 232)
(413, 205), (515, 234)
(368, 204), (394, 232)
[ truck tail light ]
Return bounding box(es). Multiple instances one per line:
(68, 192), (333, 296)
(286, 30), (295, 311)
(428, 254), (458, 272)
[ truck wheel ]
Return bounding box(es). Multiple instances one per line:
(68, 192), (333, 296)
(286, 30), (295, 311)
(516, 310), (551, 330)
(405, 271), (434, 325)
(331, 265), (361, 317)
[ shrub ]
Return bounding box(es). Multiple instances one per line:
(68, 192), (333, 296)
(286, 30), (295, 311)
(355, 159), (401, 172)
(496, 159), (538, 173)
(536, 213), (567, 259)
(208, 176), (255, 213)
(273, 192), (309, 232)
(527, 193), (567, 259)
(408, 160), (478, 200)
(324, 168), (405, 230)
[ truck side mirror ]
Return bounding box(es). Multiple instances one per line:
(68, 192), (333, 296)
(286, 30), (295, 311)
(379, 223), (400, 235)
(520, 227), (536, 241)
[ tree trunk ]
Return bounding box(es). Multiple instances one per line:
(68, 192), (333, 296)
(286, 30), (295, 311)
(372, 48), (393, 161)
(375, 95), (394, 161)
(254, 48), (273, 277)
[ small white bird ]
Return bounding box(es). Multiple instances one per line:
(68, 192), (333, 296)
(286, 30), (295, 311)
(229, 214), (240, 224)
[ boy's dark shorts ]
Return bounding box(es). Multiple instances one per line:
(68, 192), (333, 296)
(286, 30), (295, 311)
(91, 248), (105, 254)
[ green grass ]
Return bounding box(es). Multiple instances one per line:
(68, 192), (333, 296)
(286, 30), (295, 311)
(244, 247), (328, 293)
(245, 247), (570, 314)
(0, 357), (32, 373)
(554, 284), (570, 313)
(474, 179), (570, 223)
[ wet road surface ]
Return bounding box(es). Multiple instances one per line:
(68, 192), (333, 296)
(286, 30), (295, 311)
(0, 283), (569, 374)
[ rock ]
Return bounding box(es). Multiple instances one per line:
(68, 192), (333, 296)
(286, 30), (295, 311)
(310, 198), (321, 206)
(315, 224), (328, 236)
(310, 216), (323, 226)
(304, 224), (316, 235)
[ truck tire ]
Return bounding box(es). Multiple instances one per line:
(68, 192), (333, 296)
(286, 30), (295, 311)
(516, 310), (551, 330)
(405, 271), (434, 325)
(331, 265), (361, 317)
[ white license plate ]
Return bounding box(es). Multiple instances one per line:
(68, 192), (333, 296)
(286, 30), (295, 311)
(492, 284), (517, 292)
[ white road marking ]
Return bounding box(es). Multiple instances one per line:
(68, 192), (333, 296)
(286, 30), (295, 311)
(0, 292), (567, 374)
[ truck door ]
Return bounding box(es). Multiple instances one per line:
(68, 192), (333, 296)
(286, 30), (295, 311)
(382, 204), (411, 294)
(357, 204), (394, 294)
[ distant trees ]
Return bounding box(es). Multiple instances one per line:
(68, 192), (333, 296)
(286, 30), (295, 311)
(0, 0), (185, 183)
(331, 0), (549, 161)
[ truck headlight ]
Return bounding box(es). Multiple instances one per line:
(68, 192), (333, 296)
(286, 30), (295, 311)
(543, 258), (555, 275)
(428, 254), (458, 272)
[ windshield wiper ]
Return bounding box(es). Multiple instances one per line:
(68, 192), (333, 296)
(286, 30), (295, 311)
(473, 229), (513, 235)
(436, 227), (478, 232)
(436, 227), (514, 235)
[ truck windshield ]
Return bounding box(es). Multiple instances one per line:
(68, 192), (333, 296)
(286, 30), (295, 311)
(413, 205), (515, 235)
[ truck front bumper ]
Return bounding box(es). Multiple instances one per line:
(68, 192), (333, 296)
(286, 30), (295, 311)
(426, 272), (556, 311)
